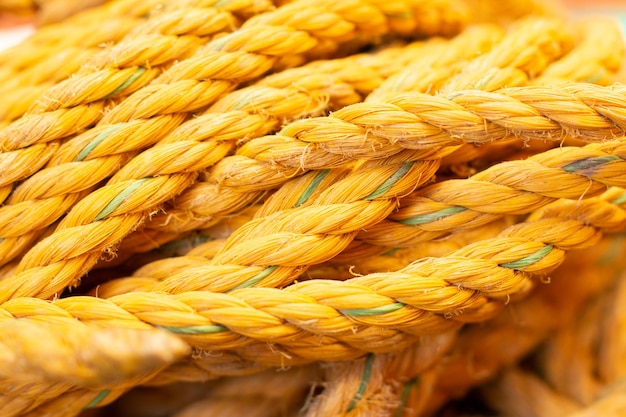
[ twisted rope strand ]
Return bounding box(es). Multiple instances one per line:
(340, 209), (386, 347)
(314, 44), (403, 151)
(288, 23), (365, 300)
(0, 0), (261, 187)
(282, 30), (584, 406)
(143, 23), (507, 237)
(1, 193), (624, 367)
(234, 82), (626, 179)
(0, 0), (465, 302)
(365, 23), (504, 102)
(0, 1), (168, 122)
(423, 236), (626, 415)
(437, 17), (573, 93)
(434, 16), (625, 174)
(139, 21), (576, 274)
(533, 17), (625, 85)
(0, 0), (272, 271)
(92, 24), (597, 295)
(110, 38), (453, 254)
(0, 0), (160, 77)
(2, 195), (625, 414)
(359, 141), (626, 248)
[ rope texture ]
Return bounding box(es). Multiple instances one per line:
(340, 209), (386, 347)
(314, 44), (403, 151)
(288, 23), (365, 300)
(2, 1), (626, 415)
(140, 17), (570, 240)
(0, 0), (470, 305)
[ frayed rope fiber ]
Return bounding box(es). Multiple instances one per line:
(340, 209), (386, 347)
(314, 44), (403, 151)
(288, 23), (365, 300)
(2, 0), (626, 416)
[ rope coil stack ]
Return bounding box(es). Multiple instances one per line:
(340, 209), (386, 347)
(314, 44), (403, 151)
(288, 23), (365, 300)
(1, 0), (625, 416)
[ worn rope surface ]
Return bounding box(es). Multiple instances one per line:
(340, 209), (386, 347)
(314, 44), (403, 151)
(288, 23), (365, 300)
(3, 200), (625, 415)
(97, 25), (504, 262)
(3, 191), (626, 365)
(421, 233), (626, 416)
(2, 0), (626, 415)
(0, 1), (166, 128)
(441, 263), (626, 417)
(139, 17), (567, 242)
(0, 0), (471, 305)
(89, 17), (576, 291)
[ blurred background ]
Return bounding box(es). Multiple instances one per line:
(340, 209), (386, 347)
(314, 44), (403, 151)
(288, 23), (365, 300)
(0, 0), (625, 51)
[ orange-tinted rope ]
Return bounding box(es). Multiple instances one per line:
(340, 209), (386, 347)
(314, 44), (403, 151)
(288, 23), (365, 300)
(0, 0), (470, 302)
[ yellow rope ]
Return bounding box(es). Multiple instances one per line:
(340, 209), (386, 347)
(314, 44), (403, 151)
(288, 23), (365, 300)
(442, 249), (624, 415)
(2, 196), (624, 413)
(2, 1), (626, 415)
(0, 189), (624, 365)
(0, 0), (471, 300)
(146, 80), (626, 245)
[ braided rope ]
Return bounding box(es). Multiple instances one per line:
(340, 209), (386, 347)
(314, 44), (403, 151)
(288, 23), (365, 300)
(117, 29), (608, 285)
(0, 0), (472, 301)
(103, 35), (480, 263)
(534, 17), (625, 85)
(435, 16), (625, 173)
(107, 16), (608, 272)
(423, 233), (626, 415)
(143, 19), (544, 238)
(0, 0), (158, 75)
(436, 17), (573, 93)
(235, 82), (626, 173)
(2, 3), (626, 415)
(249, 21), (580, 404)
(0, 0), (259, 184)
(3, 199), (622, 414)
(0, 1), (166, 130)
(479, 273), (626, 416)
(160, 79), (621, 240)
(359, 141), (626, 248)
(0, 190), (622, 379)
(75, 34), (626, 299)
(0, 0), (464, 170)
(102, 24), (502, 269)
(0, 1), (474, 297)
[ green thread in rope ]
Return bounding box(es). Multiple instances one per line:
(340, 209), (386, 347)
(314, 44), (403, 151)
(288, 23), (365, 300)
(84, 389), (110, 409)
(104, 66), (146, 99)
(94, 178), (149, 221)
(398, 206), (467, 225)
(391, 71), (410, 92)
(340, 302), (404, 317)
(597, 236), (624, 267)
(75, 123), (126, 161)
(157, 234), (212, 255)
(562, 155), (621, 172)
(213, 0), (231, 7)
(612, 193), (626, 206)
(384, 11), (413, 19)
(584, 72), (604, 84)
(381, 248), (400, 256)
(501, 244), (553, 270)
(159, 324), (227, 335)
(228, 265), (278, 292)
(394, 377), (419, 417)
(295, 170), (330, 207)
(233, 88), (275, 110)
(363, 162), (414, 200)
(347, 354), (374, 412)
(209, 33), (232, 51)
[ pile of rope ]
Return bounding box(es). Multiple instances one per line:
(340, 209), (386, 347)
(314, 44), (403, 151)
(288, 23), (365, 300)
(1, 0), (625, 416)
